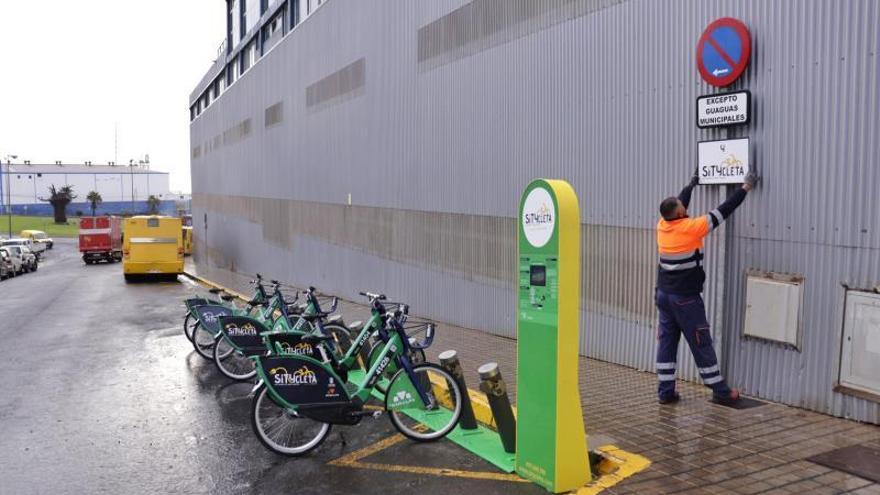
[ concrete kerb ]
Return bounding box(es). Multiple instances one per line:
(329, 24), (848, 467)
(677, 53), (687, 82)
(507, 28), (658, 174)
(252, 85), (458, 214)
(181, 270), (251, 302)
(182, 270), (651, 493)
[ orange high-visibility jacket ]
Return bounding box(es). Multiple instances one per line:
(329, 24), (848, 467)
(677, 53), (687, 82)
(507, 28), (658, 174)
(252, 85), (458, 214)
(656, 185), (747, 295)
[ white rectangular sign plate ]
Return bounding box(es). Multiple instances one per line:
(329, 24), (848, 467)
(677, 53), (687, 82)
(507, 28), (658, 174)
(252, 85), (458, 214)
(697, 91), (750, 128)
(698, 138), (750, 184)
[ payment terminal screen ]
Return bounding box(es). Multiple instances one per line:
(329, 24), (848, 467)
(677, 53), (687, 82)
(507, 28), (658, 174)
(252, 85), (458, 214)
(530, 265), (546, 286)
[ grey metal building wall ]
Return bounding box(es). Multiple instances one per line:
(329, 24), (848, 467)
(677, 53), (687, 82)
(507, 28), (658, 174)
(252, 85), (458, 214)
(190, 0), (880, 423)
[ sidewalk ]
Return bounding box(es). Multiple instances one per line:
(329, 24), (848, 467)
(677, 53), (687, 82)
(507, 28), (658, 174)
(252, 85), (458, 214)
(185, 262), (880, 494)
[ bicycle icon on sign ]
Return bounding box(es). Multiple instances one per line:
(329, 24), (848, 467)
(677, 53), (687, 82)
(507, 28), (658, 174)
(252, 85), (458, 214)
(720, 154), (743, 168)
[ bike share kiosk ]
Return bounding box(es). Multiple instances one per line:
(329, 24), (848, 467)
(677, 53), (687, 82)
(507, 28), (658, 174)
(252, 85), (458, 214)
(517, 179), (590, 493)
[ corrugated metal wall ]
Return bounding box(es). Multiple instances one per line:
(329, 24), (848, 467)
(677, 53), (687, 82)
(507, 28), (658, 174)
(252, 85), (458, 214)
(190, 0), (880, 423)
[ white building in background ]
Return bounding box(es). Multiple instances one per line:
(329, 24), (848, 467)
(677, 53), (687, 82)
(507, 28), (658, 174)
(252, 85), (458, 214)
(0, 162), (175, 216)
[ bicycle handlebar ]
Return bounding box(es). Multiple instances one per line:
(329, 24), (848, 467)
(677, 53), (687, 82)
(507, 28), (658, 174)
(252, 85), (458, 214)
(359, 291), (386, 301)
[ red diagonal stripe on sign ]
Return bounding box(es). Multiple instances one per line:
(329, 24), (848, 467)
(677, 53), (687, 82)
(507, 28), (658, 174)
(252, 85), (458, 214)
(706, 36), (738, 70)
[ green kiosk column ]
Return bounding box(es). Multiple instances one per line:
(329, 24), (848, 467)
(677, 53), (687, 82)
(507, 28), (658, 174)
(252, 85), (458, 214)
(516, 179), (590, 493)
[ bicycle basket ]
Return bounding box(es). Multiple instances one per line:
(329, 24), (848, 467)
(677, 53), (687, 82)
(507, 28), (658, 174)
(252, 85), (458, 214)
(185, 297), (217, 313)
(265, 332), (320, 358)
(192, 304), (233, 335)
(258, 355), (349, 406)
(405, 323), (435, 350)
(218, 316), (268, 351)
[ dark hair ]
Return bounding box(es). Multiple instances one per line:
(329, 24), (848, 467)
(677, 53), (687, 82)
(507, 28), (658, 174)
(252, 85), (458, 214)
(659, 197), (681, 220)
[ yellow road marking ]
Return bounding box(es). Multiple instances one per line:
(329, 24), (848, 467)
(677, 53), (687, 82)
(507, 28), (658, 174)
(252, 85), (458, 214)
(328, 433), (528, 482)
(327, 434), (650, 491)
(575, 446), (651, 495)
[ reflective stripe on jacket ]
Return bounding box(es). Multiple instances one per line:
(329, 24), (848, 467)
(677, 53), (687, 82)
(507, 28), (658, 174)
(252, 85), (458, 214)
(656, 215), (716, 295)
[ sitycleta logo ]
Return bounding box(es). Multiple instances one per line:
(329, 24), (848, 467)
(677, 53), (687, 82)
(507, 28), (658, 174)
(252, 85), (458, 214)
(201, 311), (218, 324)
(702, 152), (745, 178)
(226, 322), (257, 337)
(280, 342), (314, 355)
(272, 365), (319, 386)
(522, 187), (556, 248)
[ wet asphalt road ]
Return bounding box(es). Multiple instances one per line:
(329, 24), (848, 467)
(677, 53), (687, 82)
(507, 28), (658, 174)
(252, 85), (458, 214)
(0, 240), (542, 495)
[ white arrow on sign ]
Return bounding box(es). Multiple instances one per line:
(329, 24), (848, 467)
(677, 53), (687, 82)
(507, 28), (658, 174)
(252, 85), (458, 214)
(712, 68), (730, 76)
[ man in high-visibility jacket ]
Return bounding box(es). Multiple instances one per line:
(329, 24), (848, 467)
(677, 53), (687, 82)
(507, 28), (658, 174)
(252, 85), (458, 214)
(655, 170), (758, 405)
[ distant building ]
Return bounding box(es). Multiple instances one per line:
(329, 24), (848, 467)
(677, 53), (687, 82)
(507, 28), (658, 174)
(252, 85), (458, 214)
(0, 162), (175, 216)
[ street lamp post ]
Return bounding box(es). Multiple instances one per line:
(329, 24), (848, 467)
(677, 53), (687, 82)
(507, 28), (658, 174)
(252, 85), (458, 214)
(3, 154), (18, 238)
(129, 159), (136, 213)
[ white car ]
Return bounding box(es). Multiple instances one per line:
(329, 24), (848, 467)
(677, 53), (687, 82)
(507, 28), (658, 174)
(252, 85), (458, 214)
(19, 246), (38, 272)
(1, 249), (15, 279)
(1, 238), (45, 259)
(0, 246), (23, 275)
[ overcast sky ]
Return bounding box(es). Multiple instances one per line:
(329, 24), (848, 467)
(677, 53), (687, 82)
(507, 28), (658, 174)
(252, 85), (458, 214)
(0, 1), (226, 192)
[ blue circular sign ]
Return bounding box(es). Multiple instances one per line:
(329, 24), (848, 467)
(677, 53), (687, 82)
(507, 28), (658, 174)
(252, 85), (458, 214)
(697, 18), (751, 87)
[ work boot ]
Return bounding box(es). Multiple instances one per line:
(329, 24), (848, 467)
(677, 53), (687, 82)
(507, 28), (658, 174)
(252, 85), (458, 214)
(658, 392), (680, 405)
(712, 388), (740, 406)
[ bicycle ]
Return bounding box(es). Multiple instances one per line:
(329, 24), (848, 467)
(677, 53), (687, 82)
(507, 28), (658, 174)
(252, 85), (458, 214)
(190, 279), (294, 360)
(183, 273), (269, 343)
(264, 291), (422, 385)
(212, 287), (356, 381)
(249, 295), (462, 456)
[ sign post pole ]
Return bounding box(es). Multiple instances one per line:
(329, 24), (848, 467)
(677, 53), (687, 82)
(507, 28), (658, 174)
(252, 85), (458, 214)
(516, 178), (589, 493)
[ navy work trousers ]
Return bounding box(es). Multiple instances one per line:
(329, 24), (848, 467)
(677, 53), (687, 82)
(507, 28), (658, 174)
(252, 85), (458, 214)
(655, 289), (731, 400)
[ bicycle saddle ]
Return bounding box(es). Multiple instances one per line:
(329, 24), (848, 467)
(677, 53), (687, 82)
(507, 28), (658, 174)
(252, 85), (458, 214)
(327, 315), (342, 324)
(348, 321), (363, 331)
(209, 288), (222, 294)
(220, 294), (235, 302)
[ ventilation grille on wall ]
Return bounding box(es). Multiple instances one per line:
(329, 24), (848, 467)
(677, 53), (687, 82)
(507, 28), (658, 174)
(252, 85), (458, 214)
(306, 58), (366, 109)
(417, 0), (627, 68)
(265, 101), (284, 127)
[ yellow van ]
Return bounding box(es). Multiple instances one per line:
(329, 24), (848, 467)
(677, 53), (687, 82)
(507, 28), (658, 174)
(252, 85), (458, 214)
(20, 230), (54, 250)
(123, 216), (183, 281)
(182, 226), (193, 255)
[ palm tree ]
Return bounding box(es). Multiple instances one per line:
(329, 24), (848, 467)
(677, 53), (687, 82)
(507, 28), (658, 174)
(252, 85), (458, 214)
(86, 191), (103, 216)
(39, 185), (77, 224)
(146, 195), (160, 214)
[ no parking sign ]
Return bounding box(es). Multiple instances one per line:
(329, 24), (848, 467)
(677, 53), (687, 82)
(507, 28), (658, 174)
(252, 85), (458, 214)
(697, 17), (751, 87)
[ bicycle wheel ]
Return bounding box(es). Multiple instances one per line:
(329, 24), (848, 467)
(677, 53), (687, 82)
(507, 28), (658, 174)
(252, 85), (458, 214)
(184, 313), (197, 342)
(213, 336), (257, 381)
(251, 384), (331, 456)
(191, 322), (232, 360)
(386, 363), (462, 442)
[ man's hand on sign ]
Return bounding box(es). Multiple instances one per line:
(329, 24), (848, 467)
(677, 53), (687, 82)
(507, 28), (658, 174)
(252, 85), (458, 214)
(689, 166), (700, 187)
(743, 171), (759, 192)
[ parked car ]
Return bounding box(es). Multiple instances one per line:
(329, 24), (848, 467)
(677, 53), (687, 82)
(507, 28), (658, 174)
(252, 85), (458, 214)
(0, 250), (10, 280)
(1, 238), (45, 259)
(21, 230), (54, 250)
(0, 246), (24, 275)
(19, 246), (38, 272)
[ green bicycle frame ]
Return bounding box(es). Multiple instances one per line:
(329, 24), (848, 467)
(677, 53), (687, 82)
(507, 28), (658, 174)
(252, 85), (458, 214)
(256, 328), (408, 411)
